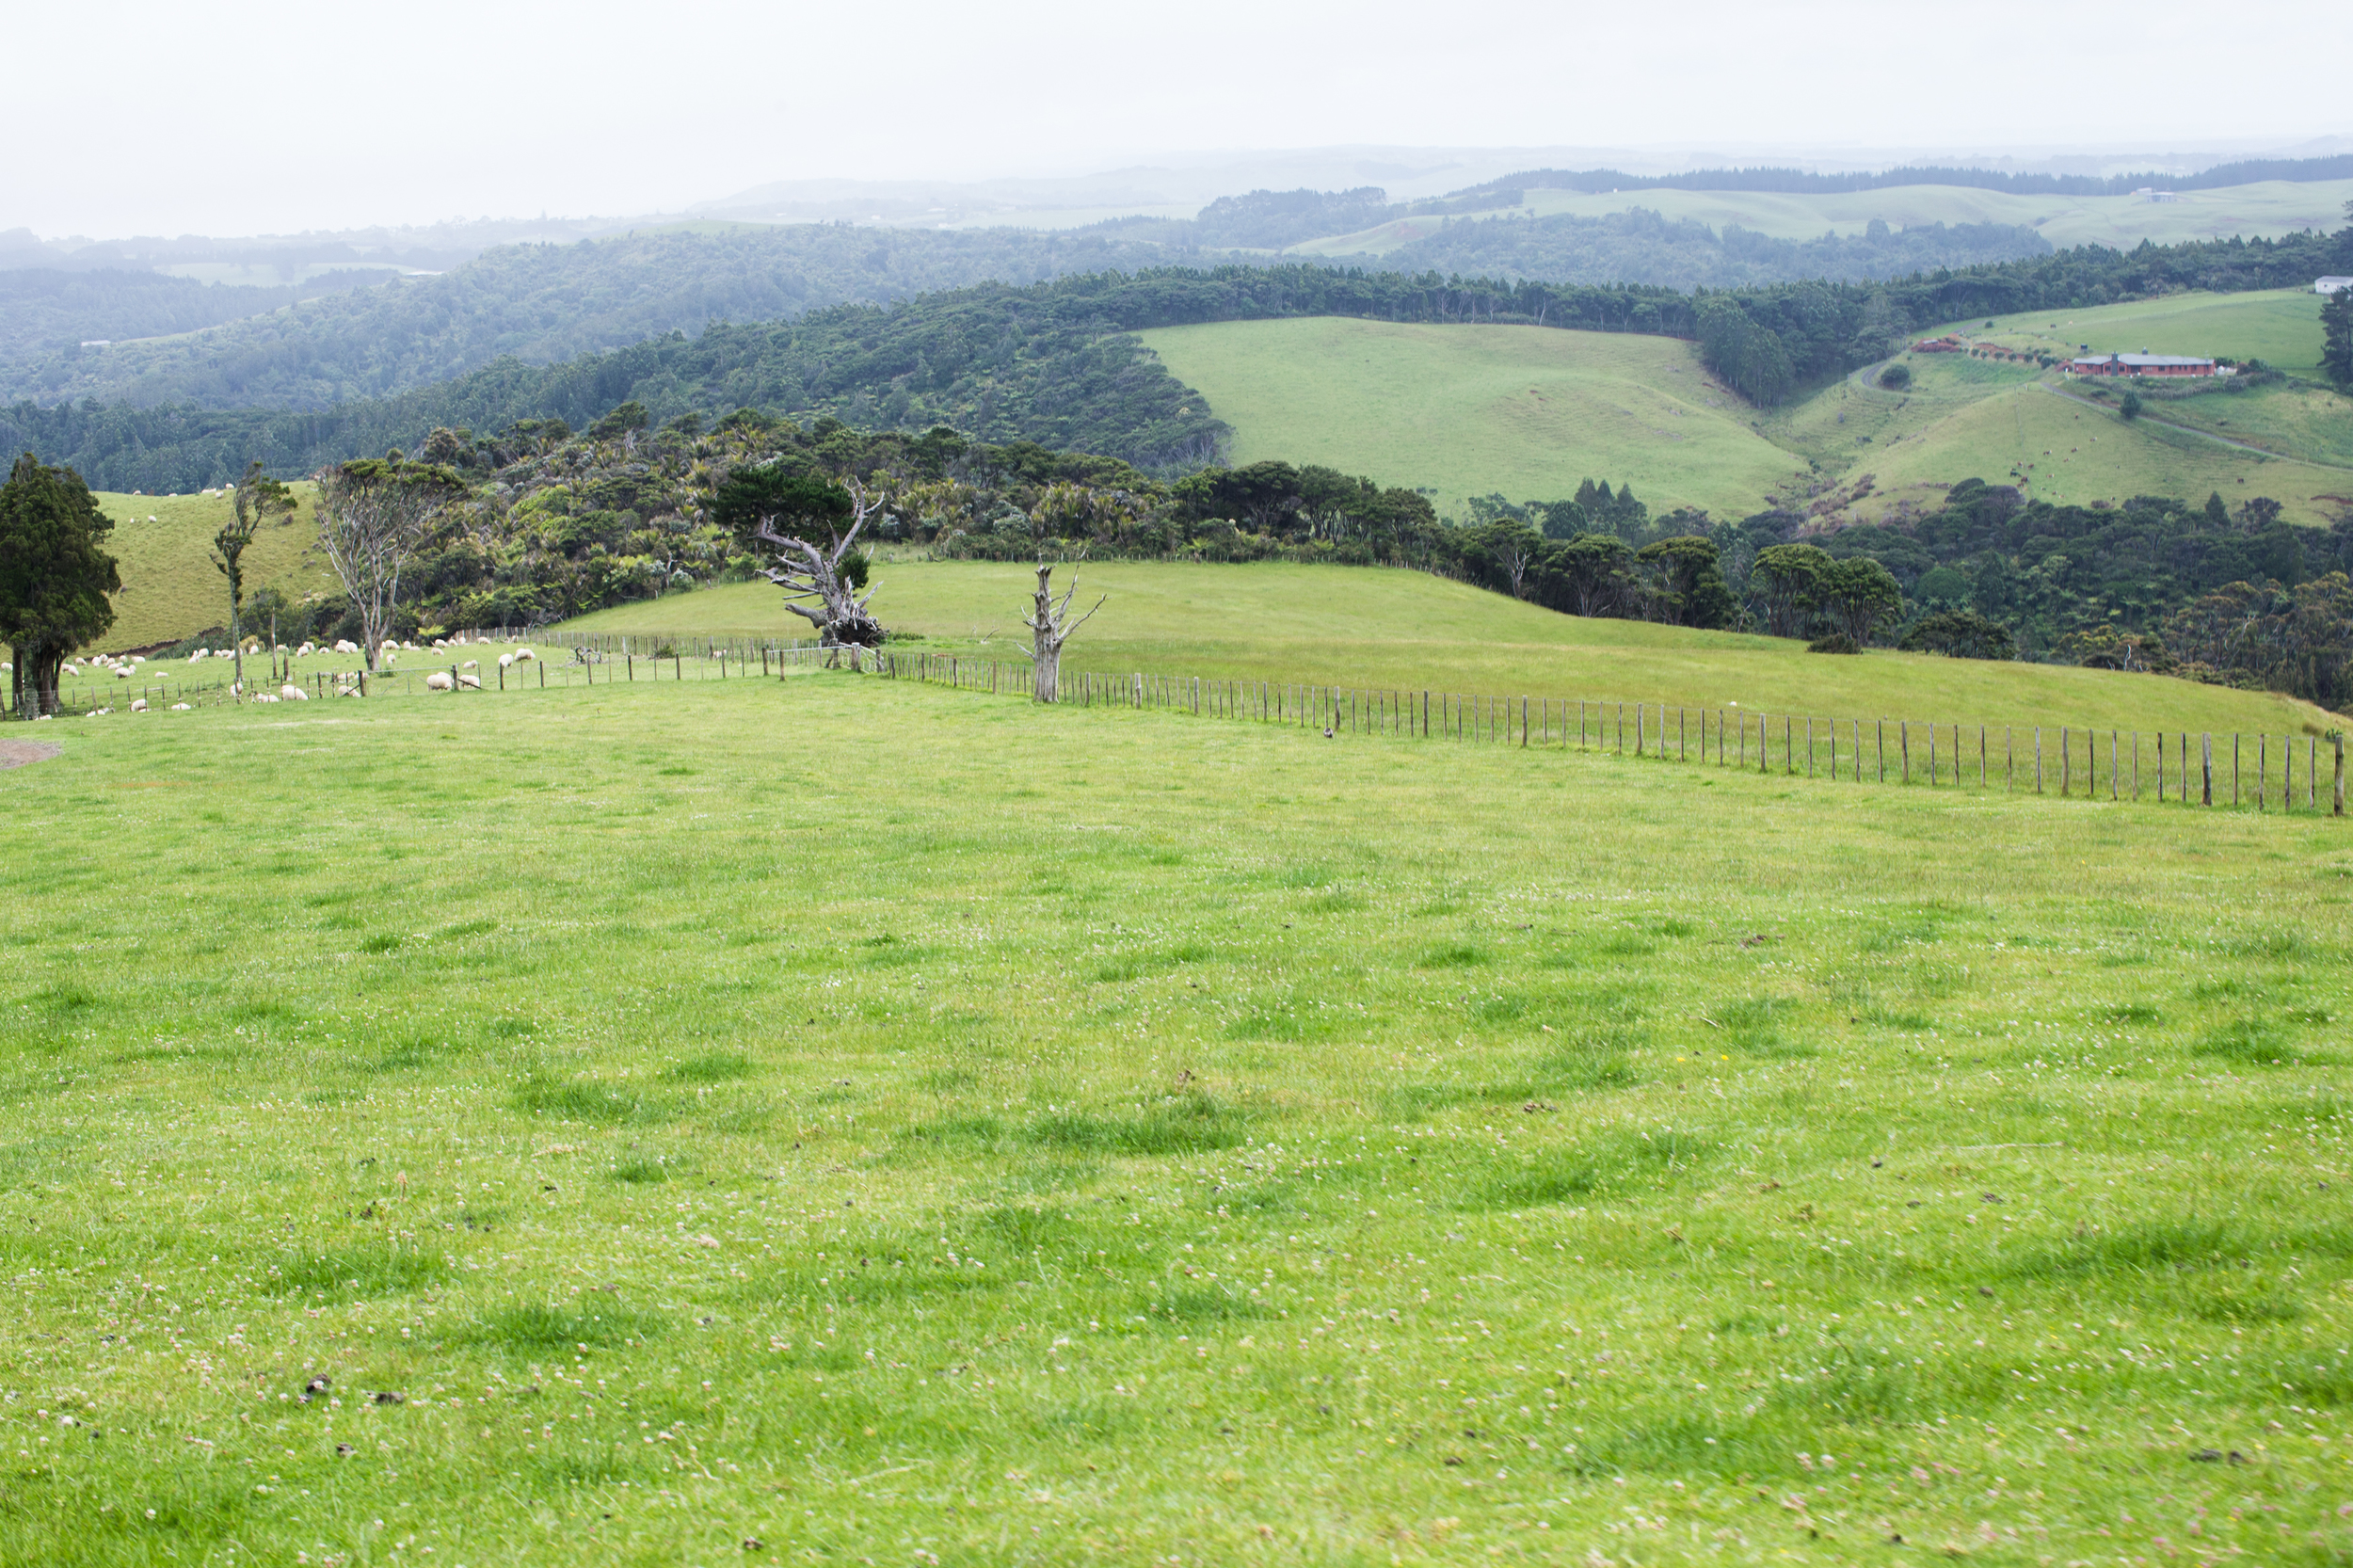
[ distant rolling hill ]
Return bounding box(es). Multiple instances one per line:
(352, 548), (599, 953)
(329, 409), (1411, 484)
(1137, 318), (1804, 519)
(1142, 291), (2351, 527)
(1287, 178), (2353, 258)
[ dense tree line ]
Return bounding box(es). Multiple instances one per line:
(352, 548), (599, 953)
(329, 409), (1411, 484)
(208, 414), (1449, 645)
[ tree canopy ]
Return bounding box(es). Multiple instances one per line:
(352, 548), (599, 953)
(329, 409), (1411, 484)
(0, 452), (119, 715)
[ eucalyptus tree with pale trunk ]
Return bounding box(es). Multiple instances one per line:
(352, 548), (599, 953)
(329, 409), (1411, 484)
(1019, 560), (1102, 702)
(712, 466), (886, 662)
(315, 457), (466, 675)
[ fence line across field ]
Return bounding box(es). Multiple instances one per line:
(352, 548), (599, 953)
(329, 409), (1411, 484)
(884, 649), (2347, 817)
(12, 632), (2344, 817)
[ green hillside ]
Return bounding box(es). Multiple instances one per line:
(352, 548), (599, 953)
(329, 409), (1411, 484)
(1144, 296), (2349, 530)
(1290, 178), (2353, 256)
(85, 483), (342, 652)
(1138, 318), (1804, 518)
(1767, 289), (2351, 525)
(1961, 286), (2329, 375)
(557, 560), (2335, 735)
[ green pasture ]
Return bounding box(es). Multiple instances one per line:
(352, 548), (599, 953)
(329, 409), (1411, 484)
(1955, 289), (2329, 377)
(84, 485), (341, 654)
(558, 561), (2336, 736)
(4, 672), (2352, 1566)
(1289, 180), (2353, 256)
(1137, 318), (1804, 519)
(2118, 379), (2353, 472)
(1851, 384), (2349, 527)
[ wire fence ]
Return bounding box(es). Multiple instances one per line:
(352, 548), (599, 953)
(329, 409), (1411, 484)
(888, 650), (2349, 817)
(14, 631), (2345, 817)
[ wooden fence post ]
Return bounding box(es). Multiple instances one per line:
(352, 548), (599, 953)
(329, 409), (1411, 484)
(2201, 733), (2214, 807)
(2034, 728), (2041, 793)
(2312, 735), (2319, 810)
(2233, 735), (2241, 806)
(2335, 732), (2345, 817)
(1901, 721), (1911, 784)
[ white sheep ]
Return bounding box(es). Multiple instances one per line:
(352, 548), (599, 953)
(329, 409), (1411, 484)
(114, 667), (129, 679)
(130, 697), (147, 712)
(516, 648), (536, 663)
(497, 653), (513, 668)
(461, 659), (478, 670)
(168, 702), (190, 712)
(457, 672), (481, 690)
(280, 683), (307, 701)
(425, 671), (455, 692)
(381, 639), (400, 653)
(335, 640), (360, 654)
(253, 693), (280, 704)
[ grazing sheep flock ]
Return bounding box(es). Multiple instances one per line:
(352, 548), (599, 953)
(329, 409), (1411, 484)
(22, 632), (568, 718)
(19, 631), (789, 723)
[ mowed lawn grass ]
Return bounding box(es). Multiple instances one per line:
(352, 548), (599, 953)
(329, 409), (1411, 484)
(86, 485), (343, 654)
(558, 561), (2340, 737)
(1136, 318), (1804, 518)
(3, 674), (2352, 1565)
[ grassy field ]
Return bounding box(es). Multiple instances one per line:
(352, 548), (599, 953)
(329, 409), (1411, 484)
(1959, 289), (2329, 377)
(1138, 300), (2348, 532)
(84, 484), (343, 654)
(558, 562), (2339, 736)
(4, 671), (2352, 1566)
(1289, 180), (2353, 257)
(1137, 319), (1804, 518)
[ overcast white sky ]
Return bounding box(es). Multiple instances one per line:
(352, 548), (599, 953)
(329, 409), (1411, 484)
(11, 0), (2345, 238)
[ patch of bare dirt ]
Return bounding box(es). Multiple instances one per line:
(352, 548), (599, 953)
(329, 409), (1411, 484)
(0, 739), (61, 769)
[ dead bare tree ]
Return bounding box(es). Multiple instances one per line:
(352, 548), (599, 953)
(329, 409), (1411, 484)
(1019, 560), (1102, 702)
(713, 466), (887, 660)
(315, 459), (465, 673)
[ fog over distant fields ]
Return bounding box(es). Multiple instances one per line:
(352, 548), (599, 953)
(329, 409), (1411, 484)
(7, 0), (2347, 239)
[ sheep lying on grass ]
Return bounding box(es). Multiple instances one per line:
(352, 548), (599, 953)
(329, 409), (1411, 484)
(280, 684), (307, 701)
(425, 671), (456, 692)
(130, 698), (146, 712)
(458, 672), (481, 690)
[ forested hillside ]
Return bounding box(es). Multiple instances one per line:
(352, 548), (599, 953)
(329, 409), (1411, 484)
(0, 268), (393, 365)
(10, 207), (2350, 494)
(0, 226), (1182, 411)
(1356, 209), (2052, 288)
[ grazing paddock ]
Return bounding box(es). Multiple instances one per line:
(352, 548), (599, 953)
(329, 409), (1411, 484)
(1, 671), (2349, 1565)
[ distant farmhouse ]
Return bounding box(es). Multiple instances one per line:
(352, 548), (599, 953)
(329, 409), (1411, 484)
(2316, 277), (2353, 296)
(2131, 187), (2181, 202)
(2067, 352), (2216, 378)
